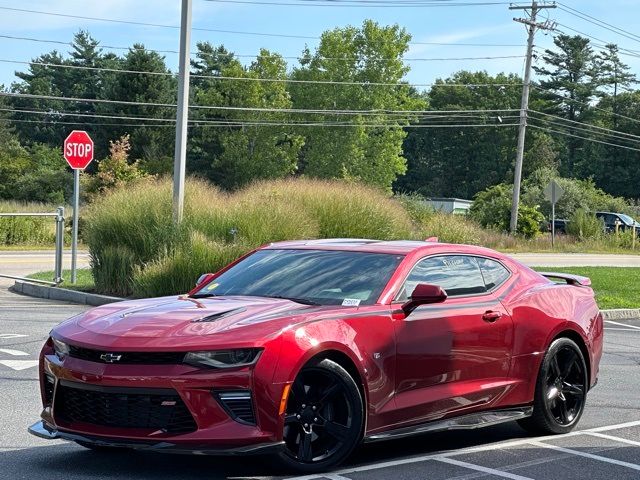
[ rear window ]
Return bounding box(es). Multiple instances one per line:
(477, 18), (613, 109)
(477, 257), (511, 290)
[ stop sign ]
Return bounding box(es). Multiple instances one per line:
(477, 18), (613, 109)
(63, 130), (94, 170)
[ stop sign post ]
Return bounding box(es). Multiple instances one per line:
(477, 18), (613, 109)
(64, 131), (94, 284)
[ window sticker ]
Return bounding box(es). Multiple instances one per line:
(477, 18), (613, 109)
(342, 298), (361, 307)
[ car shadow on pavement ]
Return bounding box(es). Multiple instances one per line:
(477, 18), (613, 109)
(0, 424), (535, 479)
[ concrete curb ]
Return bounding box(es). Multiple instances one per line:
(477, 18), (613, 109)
(10, 280), (123, 306)
(9, 280), (640, 320)
(601, 309), (640, 320)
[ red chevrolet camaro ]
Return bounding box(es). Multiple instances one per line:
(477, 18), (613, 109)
(30, 239), (603, 472)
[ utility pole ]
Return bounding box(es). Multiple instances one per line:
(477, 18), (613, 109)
(509, 1), (556, 233)
(173, 0), (193, 224)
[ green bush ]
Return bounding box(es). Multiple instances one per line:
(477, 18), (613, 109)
(517, 205), (545, 239)
(238, 178), (415, 240)
(84, 176), (416, 297)
(566, 209), (603, 241)
(132, 234), (248, 298)
(91, 245), (137, 297)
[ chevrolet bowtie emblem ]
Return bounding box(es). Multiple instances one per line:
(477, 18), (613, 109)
(100, 353), (123, 363)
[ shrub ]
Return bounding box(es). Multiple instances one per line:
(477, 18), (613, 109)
(469, 184), (512, 231)
(240, 178), (415, 239)
(395, 193), (435, 226)
(419, 211), (483, 245)
(84, 177), (416, 297)
(517, 205), (545, 239)
(566, 209), (603, 241)
(132, 234), (248, 298)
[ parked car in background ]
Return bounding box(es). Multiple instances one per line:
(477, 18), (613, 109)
(595, 212), (640, 234)
(547, 218), (569, 234)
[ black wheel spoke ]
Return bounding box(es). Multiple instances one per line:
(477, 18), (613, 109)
(323, 420), (349, 442)
(318, 383), (342, 407)
(557, 399), (569, 424)
(291, 378), (306, 401)
(561, 350), (577, 377)
(550, 355), (561, 378)
(563, 381), (584, 397)
(298, 431), (313, 462)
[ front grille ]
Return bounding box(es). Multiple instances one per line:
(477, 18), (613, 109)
(55, 381), (197, 434)
(68, 345), (186, 365)
(215, 391), (256, 425)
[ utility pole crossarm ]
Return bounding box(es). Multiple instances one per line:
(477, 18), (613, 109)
(509, 1), (556, 234)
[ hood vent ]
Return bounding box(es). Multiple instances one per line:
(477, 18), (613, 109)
(192, 307), (247, 323)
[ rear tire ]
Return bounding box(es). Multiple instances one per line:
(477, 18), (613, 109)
(276, 358), (364, 473)
(518, 337), (588, 435)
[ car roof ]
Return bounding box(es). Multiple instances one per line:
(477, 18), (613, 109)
(265, 238), (507, 258)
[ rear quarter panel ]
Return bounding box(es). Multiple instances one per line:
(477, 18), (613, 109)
(499, 264), (603, 406)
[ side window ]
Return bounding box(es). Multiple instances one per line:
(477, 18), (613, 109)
(477, 257), (511, 291)
(398, 255), (486, 301)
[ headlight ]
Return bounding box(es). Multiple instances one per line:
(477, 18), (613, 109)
(51, 338), (69, 360)
(183, 348), (262, 369)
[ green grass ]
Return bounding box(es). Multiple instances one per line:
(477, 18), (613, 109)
(532, 266), (640, 310)
(27, 268), (95, 292)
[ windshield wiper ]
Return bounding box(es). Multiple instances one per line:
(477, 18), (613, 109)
(260, 295), (321, 306)
(189, 293), (218, 299)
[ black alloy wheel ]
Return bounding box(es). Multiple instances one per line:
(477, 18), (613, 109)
(278, 359), (364, 473)
(519, 337), (588, 435)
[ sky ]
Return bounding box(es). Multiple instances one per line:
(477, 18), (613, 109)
(0, 0), (638, 90)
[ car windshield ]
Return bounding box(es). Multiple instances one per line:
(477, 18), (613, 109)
(192, 249), (404, 306)
(619, 214), (635, 225)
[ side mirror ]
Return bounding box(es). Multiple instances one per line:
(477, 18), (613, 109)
(402, 283), (447, 315)
(195, 273), (215, 287)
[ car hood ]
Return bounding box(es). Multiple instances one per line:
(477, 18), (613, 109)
(54, 295), (338, 350)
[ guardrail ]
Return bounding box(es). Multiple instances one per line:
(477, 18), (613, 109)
(0, 207), (65, 285)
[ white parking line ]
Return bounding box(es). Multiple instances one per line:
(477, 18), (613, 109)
(0, 348), (29, 356)
(435, 457), (534, 480)
(285, 420), (640, 480)
(584, 432), (640, 447)
(528, 441), (640, 472)
(605, 320), (640, 331)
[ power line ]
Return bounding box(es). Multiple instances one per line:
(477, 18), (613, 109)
(0, 90), (522, 115)
(529, 110), (640, 142)
(529, 116), (640, 146)
(0, 33), (524, 63)
(204, 0), (513, 7)
(529, 124), (640, 152)
(0, 5), (519, 47)
(531, 85), (640, 126)
(1, 58), (526, 88)
(557, 3), (640, 46)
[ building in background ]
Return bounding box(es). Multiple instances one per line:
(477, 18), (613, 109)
(424, 197), (472, 215)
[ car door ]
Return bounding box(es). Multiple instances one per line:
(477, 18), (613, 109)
(390, 255), (514, 427)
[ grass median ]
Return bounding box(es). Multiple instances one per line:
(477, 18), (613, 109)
(27, 268), (95, 292)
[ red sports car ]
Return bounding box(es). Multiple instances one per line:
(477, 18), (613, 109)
(30, 239), (603, 473)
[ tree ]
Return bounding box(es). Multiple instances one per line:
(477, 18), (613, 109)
(398, 71), (524, 199)
(595, 44), (636, 128)
(98, 45), (176, 161)
(290, 20), (424, 191)
(196, 49), (304, 188)
(534, 34), (601, 176)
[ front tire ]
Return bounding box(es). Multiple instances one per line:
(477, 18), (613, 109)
(519, 337), (588, 435)
(277, 359), (364, 473)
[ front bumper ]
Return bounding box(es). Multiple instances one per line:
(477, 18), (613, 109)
(36, 346), (286, 451)
(28, 420), (284, 455)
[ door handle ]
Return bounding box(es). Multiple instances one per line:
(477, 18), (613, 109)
(482, 311), (502, 323)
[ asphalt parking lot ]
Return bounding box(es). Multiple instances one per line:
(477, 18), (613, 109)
(0, 286), (638, 480)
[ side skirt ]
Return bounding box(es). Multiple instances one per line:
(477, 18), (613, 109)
(364, 407), (533, 443)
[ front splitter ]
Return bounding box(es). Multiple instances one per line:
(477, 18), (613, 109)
(28, 420), (284, 456)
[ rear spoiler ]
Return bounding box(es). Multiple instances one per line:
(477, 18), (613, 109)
(539, 272), (592, 287)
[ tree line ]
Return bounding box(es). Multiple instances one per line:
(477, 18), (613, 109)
(0, 22), (638, 211)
